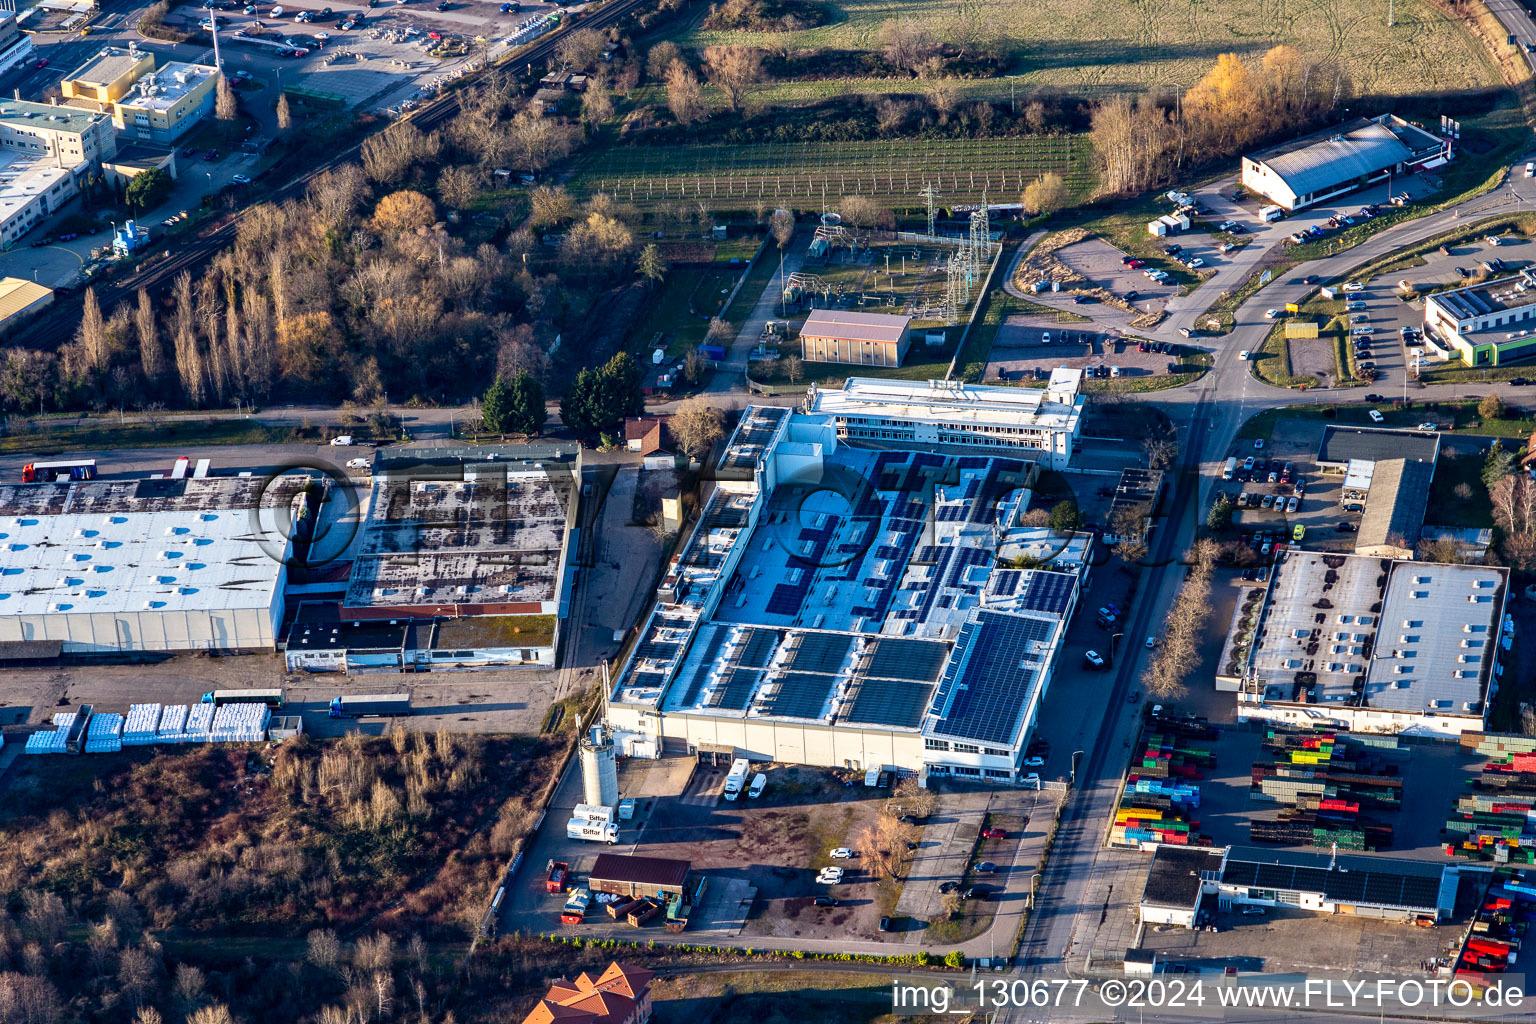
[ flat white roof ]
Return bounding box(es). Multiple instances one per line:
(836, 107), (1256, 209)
(0, 148), (72, 224)
(1248, 551), (1506, 717)
(118, 62), (216, 112)
(0, 478), (293, 617)
(809, 377), (1082, 430)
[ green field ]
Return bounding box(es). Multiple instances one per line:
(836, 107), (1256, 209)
(627, 265), (746, 359)
(683, 0), (1503, 99)
(569, 135), (1095, 209)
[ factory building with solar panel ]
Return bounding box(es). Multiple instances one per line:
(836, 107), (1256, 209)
(0, 476), (306, 652)
(1231, 550), (1510, 737)
(604, 402), (1096, 783)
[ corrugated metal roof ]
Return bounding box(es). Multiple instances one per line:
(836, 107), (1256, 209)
(800, 309), (912, 345)
(589, 854), (691, 888)
(0, 278), (53, 324)
(1356, 458), (1432, 551)
(1250, 120), (1412, 199)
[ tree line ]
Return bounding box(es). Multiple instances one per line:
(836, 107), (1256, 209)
(1091, 46), (1352, 194)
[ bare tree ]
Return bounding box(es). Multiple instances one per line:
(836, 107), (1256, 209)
(581, 79), (615, 127)
(307, 928), (343, 972)
(703, 45), (764, 112)
(77, 287), (109, 372)
(665, 59), (706, 125)
(878, 19), (939, 77)
(1142, 539), (1219, 699)
(171, 271), (205, 405)
(134, 287), (164, 384)
(215, 75), (237, 124)
(670, 397), (726, 462)
(362, 123), (441, 185)
(508, 111), (577, 173)
(307, 164), (370, 227)
(770, 208), (794, 248)
(556, 28), (606, 69)
(437, 165), (484, 209)
(275, 92), (292, 134)
(647, 41), (681, 81)
(1022, 172), (1068, 217)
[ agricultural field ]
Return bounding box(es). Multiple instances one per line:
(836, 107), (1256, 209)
(682, 0), (1502, 100)
(569, 135), (1094, 210)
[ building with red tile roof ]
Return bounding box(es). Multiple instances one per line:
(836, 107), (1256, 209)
(521, 961), (655, 1024)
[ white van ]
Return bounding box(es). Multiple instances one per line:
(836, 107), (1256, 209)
(1258, 205), (1284, 223)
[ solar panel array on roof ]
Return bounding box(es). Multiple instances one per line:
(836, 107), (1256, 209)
(710, 668), (763, 710)
(844, 675), (933, 728)
(1221, 855), (1443, 911)
(989, 569), (1022, 598)
(865, 637), (949, 681)
(736, 627), (779, 668)
(1017, 571), (1075, 615)
(782, 632), (853, 674)
(762, 670), (837, 719)
(929, 611), (1055, 745)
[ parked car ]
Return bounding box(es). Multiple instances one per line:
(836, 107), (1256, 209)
(1254, 438), (1265, 449)
(939, 881), (961, 894)
(975, 861), (998, 873)
(1338, 522), (1357, 533)
(231, 173), (251, 185)
(879, 916), (892, 932)
(1342, 281), (1364, 292)
(830, 847), (853, 859)
(1417, 421), (1438, 431)
(982, 828), (1007, 840)
(1084, 650), (1105, 669)
(1023, 756), (1044, 768)
(1286, 496), (1299, 513)
(814, 896), (839, 907)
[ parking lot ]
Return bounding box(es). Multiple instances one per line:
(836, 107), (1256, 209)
(1220, 434), (1359, 549)
(1053, 237), (1181, 311)
(165, 0), (579, 112)
(985, 316), (1190, 383)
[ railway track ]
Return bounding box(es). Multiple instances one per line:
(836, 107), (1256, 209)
(6, 0), (649, 353)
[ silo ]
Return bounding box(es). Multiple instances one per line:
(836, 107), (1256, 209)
(580, 724), (619, 808)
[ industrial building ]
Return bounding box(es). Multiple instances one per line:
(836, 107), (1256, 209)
(0, 278), (54, 335)
(1315, 425), (1440, 474)
(62, 46), (219, 142)
(0, 98), (116, 247)
(0, 13), (35, 77)
(1236, 550), (1508, 736)
(1354, 458), (1434, 559)
(805, 370), (1085, 470)
(1424, 269), (1536, 367)
(1104, 467), (1165, 544)
(61, 46), (157, 105)
(1139, 845), (1455, 927)
(0, 476), (304, 653)
(798, 310), (913, 367)
(1240, 114), (1448, 212)
(340, 444), (580, 667)
(604, 403), (1084, 782)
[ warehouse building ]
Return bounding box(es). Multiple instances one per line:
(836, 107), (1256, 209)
(1354, 458), (1434, 559)
(605, 403), (1082, 781)
(341, 444), (580, 666)
(1315, 425), (1440, 474)
(1138, 847), (1225, 927)
(0, 277), (54, 336)
(1139, 845), (1455, 927)
(588, 854), (694, 900)
(0, 476), (303, 652)
(1240, 114), (1448, 212)
(798, 310), (913, 367)
(806, 370), (1084, 471)
(1424, 269), (1536, 367)
(1236, 550), (1508, 736)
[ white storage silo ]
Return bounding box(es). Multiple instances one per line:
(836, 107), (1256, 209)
(579, 724), (619, 809)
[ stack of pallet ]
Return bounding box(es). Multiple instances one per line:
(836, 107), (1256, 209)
(1250, 798), (1392, 850)
(1251, 732), (1404, 809)
(1112, 728), (1215, 847)
(1443, 743), (1536, 863)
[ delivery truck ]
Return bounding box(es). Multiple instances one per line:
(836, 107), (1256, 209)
(723, 757), (750, 800)
(573, 803), (614, 823)
(328, 693), (413, 719)
(567, 818), (620, 844)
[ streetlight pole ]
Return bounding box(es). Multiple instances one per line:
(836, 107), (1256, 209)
(1071, 749), (1084, 786)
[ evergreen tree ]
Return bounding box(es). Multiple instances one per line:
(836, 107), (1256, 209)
(561, 367), (598, 436)
(481, 374), (512, 434)
(508, 371), (546, 436)
(1048, 500), (1081, 533)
